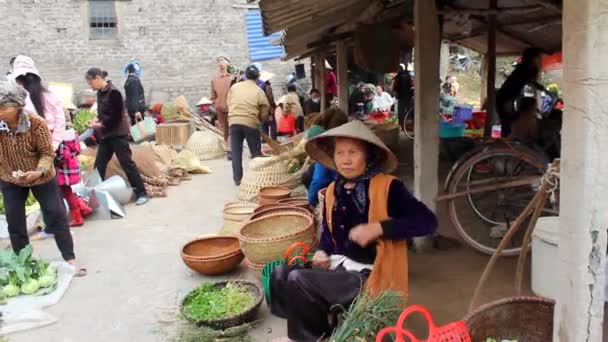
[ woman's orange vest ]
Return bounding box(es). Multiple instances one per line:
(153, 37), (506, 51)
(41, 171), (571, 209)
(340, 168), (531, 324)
(325, 174), (408, 299)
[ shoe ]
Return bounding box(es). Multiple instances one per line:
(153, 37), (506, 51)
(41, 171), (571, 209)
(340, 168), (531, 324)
(135, 195), (150, 206)
(227, 154), (232, 161)
(76, 197), (93, 217)
(235, 181), (241, 186)
(69, 209), (84, 227)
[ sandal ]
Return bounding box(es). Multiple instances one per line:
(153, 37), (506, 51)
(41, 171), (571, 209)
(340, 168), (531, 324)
(74, 268), (87, 277)
(32, 231), (53, 240)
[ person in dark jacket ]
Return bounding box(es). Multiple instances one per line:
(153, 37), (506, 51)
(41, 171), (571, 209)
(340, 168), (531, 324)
(303, 89), (321, 116)
(85, 68), (149, 205)
(124, 64), (146, 125)
(392, 64), (413, 130)
(496, 47), (543, 137)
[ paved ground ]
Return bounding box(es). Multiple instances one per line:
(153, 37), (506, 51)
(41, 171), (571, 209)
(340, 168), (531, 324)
(7, 140), (556, 342)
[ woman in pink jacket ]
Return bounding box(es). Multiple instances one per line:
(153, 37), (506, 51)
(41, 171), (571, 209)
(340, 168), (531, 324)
(11, 56), (92, 228)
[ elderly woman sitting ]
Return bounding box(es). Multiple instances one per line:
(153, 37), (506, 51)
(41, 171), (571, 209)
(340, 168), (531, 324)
(270, 121), (437, 342)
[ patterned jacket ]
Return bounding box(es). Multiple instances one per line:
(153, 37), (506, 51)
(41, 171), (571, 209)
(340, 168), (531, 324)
(55, 139), (81, 186)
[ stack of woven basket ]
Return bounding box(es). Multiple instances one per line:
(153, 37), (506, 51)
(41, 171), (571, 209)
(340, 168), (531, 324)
(186, 130), (226, 161)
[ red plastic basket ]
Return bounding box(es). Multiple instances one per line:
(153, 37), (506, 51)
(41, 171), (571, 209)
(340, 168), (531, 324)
(376, 305), (471, 342)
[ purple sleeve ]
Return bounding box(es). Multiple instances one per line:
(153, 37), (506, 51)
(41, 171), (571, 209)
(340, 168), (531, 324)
(380, 179), (438, 239)
(318, 201), (335, 255)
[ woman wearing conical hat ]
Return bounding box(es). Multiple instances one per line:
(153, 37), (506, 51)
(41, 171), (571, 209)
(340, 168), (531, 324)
(270, 121), (437, 342)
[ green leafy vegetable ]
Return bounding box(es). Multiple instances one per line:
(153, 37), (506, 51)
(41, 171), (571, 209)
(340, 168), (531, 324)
(0, 245), (57, 297)
(72, 109), (96, 133)
(182, 282), (256, 321)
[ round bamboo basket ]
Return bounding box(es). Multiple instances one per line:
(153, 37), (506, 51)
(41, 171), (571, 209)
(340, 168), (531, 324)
(464, 296), (554, 341)
(222, 202), (257, 235)
(180, 236), (244, 275)
(237, 213), (315, 265)
(277, 198), (310, 211)
(250, 206), (312, 221)
(258, 186), (291, 205)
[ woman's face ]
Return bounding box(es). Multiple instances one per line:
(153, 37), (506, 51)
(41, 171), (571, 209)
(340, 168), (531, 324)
(86, 76), (104, 90)
(0, 105), (20, 123)
(376, 85), (383, 95)
(333, 137), (367, 179)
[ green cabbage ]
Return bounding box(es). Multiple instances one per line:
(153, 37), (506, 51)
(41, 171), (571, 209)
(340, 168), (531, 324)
(20, 278), (40, 295)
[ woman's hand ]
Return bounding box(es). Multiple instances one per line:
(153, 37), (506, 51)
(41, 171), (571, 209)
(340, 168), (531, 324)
(17, 170), (43, 184)
(349, 222), (383, 247)
(312, 250), (330, 269)
(87, 120), (102, 129)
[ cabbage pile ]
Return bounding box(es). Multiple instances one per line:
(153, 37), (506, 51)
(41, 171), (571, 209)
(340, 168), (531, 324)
(0, 245), (57, 300)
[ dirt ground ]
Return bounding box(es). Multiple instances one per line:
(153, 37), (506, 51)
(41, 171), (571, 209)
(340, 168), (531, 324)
(7, 137), (566, 342)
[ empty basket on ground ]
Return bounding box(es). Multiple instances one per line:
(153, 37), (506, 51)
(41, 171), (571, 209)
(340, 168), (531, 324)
(371, 123), (399, 150)
(221, 202), (257, 235)
(258, 186), (291, 205)
(186, 131), (226, 160)
(156, 120), (193, 147)
(250, 205), (312, 221)
(277, 198), (311, 211)
(180, 236), (244, 275)
(464, 296), (554, 342)
(237, 213), (315, 265)
(238, 156), (291, 202)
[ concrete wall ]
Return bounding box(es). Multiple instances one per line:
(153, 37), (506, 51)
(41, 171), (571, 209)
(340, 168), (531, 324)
(0, 0), (309, 106)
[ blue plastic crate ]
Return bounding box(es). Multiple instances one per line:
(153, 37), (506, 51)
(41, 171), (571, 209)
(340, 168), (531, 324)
(453, 106), (473, 123)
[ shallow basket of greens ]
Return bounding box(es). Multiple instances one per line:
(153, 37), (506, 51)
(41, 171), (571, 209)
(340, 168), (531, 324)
(0, 245), (58, 301)
(180, 280), (263, 330)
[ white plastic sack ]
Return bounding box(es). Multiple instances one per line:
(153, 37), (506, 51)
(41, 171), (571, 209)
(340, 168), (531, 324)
(0, 262), (75, 334)
(0, 209), (42, 239)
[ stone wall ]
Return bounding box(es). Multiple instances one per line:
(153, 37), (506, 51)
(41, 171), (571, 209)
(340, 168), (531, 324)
(0, 0), (310, 106)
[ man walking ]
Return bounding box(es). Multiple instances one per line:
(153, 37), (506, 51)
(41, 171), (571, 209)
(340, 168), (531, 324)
(227, 65), (269, 186)
(392, 64), (413, 130)
(210, 55), (232, 159)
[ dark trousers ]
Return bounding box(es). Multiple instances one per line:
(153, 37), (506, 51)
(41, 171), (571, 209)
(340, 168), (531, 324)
(127, 111), (137, 126)
(262, 118), (278, 140)
(270, 265), (365, 341)
(1, 179), (75, 261)
(297, 116), (305, 133)
(397, 97), (411, 130)
(94, 135), (147, 197)
(230, 124), (262, 184)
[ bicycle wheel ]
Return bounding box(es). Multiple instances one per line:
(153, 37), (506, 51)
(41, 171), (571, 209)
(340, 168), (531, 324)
(446, 144), (555, 256)
(403, 107), (415, 140)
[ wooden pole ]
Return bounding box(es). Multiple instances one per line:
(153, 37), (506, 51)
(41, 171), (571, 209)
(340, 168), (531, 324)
(556, 0), (608, 340)
(315, 50), (327, 109)
(484, 0), (497, 137)
(336, 40), (349, 113)
(413, 0), (440, 251)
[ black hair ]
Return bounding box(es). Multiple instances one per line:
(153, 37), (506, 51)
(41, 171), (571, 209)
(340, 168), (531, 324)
(287, 84), (297, 92)
(521, 47), (541, 66)
(16, 73), (47, 118)
(310, 88), (320, 95)
(126, 64), (136, 74)
(85, 67), (108, 80)
(9, 57), (16, 67)
(313, 107), (348, 130)
(245, 66), (259, 80)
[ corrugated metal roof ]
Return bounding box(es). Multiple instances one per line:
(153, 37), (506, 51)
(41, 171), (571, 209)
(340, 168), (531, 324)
(257, 0), (562, 60)
(246, 10), (285, 62)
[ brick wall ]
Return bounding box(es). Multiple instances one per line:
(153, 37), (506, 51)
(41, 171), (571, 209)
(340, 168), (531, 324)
(0, 0), (310, 106)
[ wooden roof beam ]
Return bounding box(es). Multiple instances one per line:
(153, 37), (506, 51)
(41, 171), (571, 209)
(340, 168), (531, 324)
(439, 4), (545, 16)
(262, 0), (360, 33)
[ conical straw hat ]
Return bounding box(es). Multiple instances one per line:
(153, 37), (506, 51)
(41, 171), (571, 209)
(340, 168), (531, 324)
(305, 120), (398, 173)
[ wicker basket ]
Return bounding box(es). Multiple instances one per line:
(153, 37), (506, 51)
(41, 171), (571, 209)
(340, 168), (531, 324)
(277, 198), (310, 211)
(253, 203), (289, 214)
(250, 206), (312, 221)
(246, 258), (265, 277)
(186, 131), (226, 161)
(180, 280), (263, 330)
(464, 296), (554, 341)
(371, 123), (399, 150)
(258, 186), (291, 205)
(238, 156), (291, 202)
(180, 236), (244, 275)
(221, 202), (257, 235)
(238, 213), (315, 265)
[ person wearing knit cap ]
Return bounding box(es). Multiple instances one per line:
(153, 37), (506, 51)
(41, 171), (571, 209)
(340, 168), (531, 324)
(0, 80), (80, 270)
